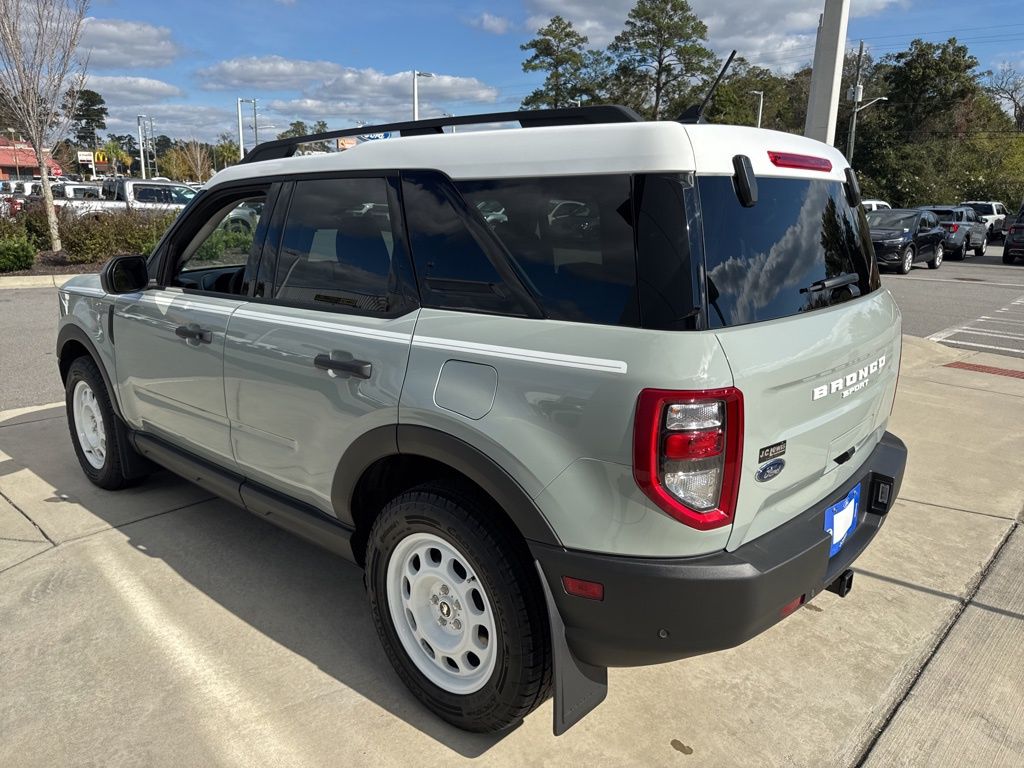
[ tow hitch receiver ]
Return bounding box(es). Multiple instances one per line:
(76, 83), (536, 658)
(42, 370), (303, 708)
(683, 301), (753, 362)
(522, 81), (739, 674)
(827, 569), (855, 598)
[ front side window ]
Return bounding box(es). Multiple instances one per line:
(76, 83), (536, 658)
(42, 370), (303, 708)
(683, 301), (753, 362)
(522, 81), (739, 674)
(172, 191), (268, 294)
(455, 174), (638, 326)
(134, 184), (196, 205)
(701, 176), (879, 329)
(273, 177), (400, 314)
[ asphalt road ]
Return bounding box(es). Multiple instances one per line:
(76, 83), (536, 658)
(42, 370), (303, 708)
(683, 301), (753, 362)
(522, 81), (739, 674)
(0, 286), (64, 412)
(881, 249), (1024, 359)
(2, 253), (1023, 412)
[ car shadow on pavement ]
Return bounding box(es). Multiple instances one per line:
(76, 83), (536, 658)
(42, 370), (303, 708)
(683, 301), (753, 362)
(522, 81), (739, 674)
(0, 406), (514, 758)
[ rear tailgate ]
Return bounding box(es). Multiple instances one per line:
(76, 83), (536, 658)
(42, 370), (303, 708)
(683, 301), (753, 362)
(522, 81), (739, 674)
(716, 294), (900, 550)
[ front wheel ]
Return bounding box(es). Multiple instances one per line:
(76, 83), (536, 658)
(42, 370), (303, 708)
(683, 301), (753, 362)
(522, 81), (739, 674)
(975, 237), (987, 258)
(1005, 252), (1017, 265)
(365, 484), (551, 733)
(65, 357), (133, 489)
(927, 243), (943, 269)
(899, 245), (915, 274)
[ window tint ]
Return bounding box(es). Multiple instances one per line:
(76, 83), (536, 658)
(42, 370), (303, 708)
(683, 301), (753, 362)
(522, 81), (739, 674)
(455, 174), (639, 326)
(700, 176), (879, 329)
(634, 174), (701, 330)
(274, 177), (399, 314)
(402, 171), (528, 316)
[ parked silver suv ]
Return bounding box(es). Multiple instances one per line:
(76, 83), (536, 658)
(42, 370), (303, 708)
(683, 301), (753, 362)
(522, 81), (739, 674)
(56, 107), (907, 735)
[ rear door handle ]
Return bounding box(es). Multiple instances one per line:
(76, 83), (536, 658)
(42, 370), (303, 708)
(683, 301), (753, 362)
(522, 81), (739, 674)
(175, 323), (212, 344)
(314, 353), (372, 380)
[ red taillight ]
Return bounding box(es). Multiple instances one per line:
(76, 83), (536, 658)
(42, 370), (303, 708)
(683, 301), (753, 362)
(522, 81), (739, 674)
(633, 388), (743, 531)
(664, 429), (723, 460)
(947, 224), (959, 233)
(562, 576), (604, 601)
(780, 594), (805, 618)
(1011, 225), (1023, 235)
(768, 151), (833, 173)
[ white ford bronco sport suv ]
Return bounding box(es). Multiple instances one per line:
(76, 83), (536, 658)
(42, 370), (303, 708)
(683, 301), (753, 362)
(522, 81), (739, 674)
(56, 106), (907, 735)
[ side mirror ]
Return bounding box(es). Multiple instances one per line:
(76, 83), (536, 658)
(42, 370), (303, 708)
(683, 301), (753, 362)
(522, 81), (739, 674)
(100, 254), (150, 294)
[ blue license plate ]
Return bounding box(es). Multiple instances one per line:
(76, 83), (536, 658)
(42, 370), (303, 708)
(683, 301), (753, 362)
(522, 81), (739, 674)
(824, 484), (860, 557)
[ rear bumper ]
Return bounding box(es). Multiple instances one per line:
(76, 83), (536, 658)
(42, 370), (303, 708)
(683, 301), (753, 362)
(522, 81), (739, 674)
(533, 432), (907, 668)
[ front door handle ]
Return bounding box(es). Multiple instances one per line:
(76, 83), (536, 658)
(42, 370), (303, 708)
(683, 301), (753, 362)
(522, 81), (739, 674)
(175, 323), (212, 344)
(314, 353), (372, 380)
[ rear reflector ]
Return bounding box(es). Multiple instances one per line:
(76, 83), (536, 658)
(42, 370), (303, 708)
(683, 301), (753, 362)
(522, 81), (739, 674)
(768, 151), (833, 173)
(780, 594), (805, 617)
(562, 576), (604, 601)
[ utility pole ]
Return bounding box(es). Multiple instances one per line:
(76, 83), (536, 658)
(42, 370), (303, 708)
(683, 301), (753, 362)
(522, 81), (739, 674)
(148, 117), (158, 176)
(136, 115), (147, 179)
(251, 99), (259, 146)
(237, 98), (246, 159)
(804, 0), (851, 145)
(413, 71), (434, 121)
(847, 41), (864, 163)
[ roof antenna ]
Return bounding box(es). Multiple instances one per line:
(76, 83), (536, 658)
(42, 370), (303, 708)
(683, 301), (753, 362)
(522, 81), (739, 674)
(677, 50), (736, 124)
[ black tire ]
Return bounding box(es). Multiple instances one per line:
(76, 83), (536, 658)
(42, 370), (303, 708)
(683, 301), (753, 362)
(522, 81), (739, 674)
(899, 245), (915, 274)
(950, 245), (965, 261)
(974, 238), (987, 258)
(927, 243), (943, 270)
(365, 483), (551, 733)
(1004, 252), (1016, 265)
(65, 356), (134, 490)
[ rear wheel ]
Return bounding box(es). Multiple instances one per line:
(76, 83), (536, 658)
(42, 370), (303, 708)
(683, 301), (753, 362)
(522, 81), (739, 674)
(899, 245), (915, 274)
(65, 357), (133, 490)
(927, 243), (943, 270)
(975, 237), (987, 258)
(365, 483), (551, 732)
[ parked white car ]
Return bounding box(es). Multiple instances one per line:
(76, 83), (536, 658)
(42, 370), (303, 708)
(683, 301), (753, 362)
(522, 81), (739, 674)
(862, 199), (891, 212)
(960, 201), (1010, 241)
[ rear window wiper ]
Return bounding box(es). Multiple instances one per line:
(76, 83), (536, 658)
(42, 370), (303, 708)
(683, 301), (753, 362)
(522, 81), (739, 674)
(800, 273), (859, 294)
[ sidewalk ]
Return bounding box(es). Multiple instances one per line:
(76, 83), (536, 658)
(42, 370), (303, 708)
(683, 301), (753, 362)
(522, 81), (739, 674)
(0, 336), (1021, 767)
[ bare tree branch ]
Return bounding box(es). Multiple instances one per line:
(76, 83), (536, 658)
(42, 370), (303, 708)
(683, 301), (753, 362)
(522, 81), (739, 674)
(0, 0), (90, 251)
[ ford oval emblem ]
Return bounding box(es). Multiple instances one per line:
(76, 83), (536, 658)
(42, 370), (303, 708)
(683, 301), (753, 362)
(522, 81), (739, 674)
(755, 458), (785, 483)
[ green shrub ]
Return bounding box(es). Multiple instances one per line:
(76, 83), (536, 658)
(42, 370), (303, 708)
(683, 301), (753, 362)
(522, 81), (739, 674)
(60, 210), (178, 265)
(193, 228), (253, 264)
(19, 204), (52, 251)
(0, 216), (27, 242)
(0, 235), (35, 273)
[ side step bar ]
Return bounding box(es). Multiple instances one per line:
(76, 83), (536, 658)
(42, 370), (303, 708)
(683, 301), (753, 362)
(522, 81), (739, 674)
(131, 432), (355, 561)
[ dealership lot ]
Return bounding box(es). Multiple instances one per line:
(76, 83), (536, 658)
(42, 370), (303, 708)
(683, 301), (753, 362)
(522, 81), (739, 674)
(1, 275), (1022, 767)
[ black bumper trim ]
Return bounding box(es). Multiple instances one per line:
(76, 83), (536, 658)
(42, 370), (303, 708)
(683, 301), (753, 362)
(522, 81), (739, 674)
(532, 431), (907, 668)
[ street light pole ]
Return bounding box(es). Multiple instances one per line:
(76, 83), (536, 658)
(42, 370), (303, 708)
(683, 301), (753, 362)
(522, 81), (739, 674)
(148, 117), (158, 176)
(136, 115), (147, 179)
(7, 128), (21, 180)
(846, 41), (888, 164)
(251, 99), (259, 146)
(750, 90), (764, 128)
(237, 98), (246, 159)
(413, 70), (434, 121)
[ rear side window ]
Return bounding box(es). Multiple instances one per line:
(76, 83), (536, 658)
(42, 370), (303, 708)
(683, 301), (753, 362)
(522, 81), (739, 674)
(700, 176), (880, 329)
(456, 174), (639, 327)
(274, 177), (401, 314)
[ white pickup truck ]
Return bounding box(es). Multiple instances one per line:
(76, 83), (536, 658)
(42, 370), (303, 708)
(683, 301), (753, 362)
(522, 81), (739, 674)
(54, 178), (198, 217)
(960, 201), (1011, 241)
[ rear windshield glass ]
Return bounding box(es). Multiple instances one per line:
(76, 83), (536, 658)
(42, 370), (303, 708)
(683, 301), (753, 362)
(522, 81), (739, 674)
(925, 208), (957, 221)
(700, 176), (879, 329)
(866, 210), (918, 230)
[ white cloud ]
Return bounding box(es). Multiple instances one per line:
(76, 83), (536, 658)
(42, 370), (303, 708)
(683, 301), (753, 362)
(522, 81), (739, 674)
(85, 76), (183, 105)
(197, 55), (344, 91)
(470, 13), (512, 35)
(523, 0), (903, 70)
(266, 68), (499, 124)
(103, 103), (236, 142)
(79, 17), (181, 69)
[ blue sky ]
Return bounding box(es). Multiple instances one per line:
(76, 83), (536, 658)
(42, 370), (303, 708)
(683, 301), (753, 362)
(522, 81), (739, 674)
(80, 0), (1024, 143)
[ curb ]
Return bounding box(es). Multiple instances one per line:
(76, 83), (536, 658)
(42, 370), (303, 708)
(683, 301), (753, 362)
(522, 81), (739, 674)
(0, 274), (89, 290)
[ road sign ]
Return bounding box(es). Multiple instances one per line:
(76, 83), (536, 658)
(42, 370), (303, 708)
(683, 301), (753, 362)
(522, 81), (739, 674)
(76, 151), (94, 164)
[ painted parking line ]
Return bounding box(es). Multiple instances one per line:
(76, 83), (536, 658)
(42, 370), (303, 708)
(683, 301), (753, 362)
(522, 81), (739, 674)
(927, 294), (1024, 359)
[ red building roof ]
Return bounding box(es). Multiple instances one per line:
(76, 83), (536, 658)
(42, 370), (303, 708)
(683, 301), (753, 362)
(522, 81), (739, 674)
(0, 140), (62, 176)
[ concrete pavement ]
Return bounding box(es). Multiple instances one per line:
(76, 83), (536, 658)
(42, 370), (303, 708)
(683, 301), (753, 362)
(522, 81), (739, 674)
(0, 337), (1021, 767)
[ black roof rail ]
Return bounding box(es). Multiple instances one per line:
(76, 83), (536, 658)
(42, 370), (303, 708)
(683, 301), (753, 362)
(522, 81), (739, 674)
(239, 105), (645, 164)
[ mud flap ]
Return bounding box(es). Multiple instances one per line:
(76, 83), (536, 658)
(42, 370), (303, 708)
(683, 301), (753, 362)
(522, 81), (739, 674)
(535, 561), (608, 735)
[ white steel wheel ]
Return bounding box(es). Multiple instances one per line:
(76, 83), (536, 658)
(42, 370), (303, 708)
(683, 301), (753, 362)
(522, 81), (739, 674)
(72, 380), (106, 469)
(386, 531), (498, 695)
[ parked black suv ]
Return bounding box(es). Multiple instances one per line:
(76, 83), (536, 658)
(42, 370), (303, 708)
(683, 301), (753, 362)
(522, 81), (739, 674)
(867, 208), (945, 274)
